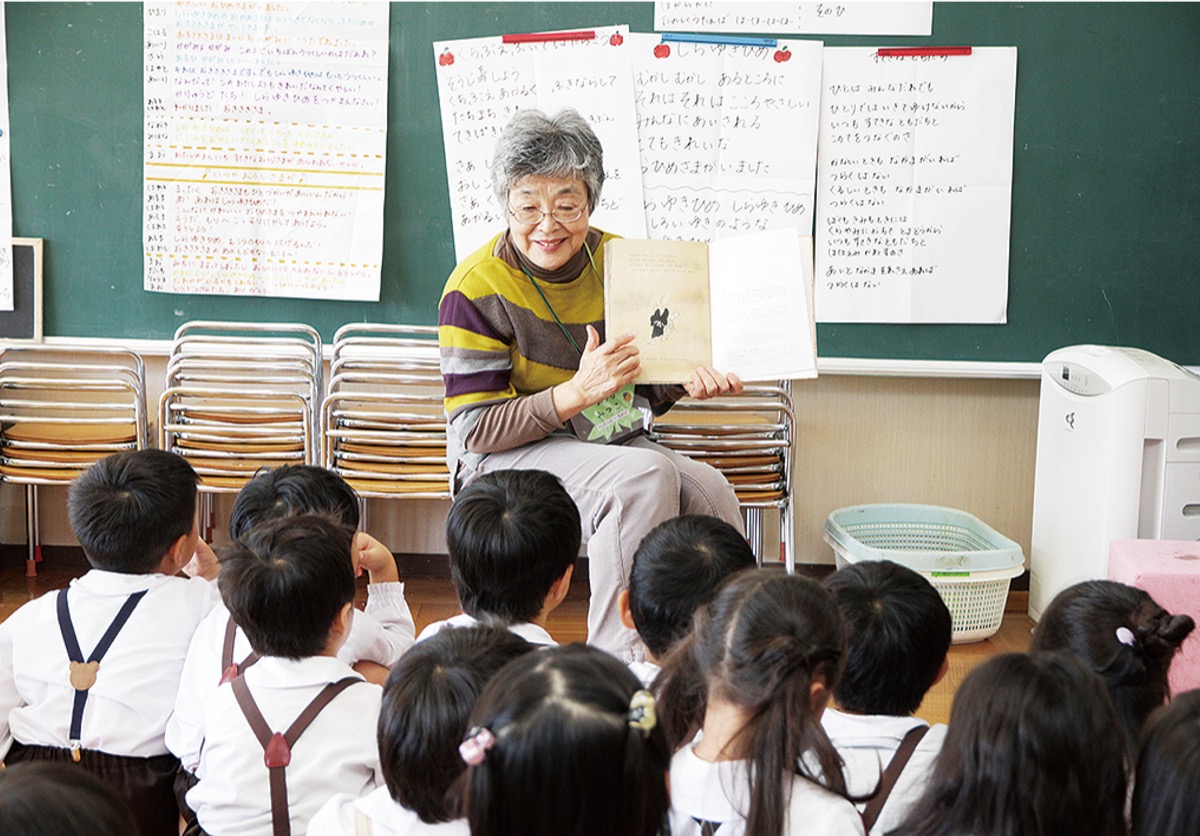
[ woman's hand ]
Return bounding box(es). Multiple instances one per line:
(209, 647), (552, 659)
(552, 325), (641, 421)
(684, 366), (743, 401)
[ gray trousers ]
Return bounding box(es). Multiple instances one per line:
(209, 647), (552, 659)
(462, 433), (744, 662)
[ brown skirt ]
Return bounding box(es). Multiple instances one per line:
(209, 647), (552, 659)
(6, 741), (181, 836)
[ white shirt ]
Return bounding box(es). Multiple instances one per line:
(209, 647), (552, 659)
(167, 581), (413, 772)
(628, 659), (661, 688)
(669, 741), (866, 836)
(308, 786), (469, 836)
(821, 708), (947, 836)
(188, 655), (382, 836)
(415, 613), (557, 646)
(0, 570), (220, 761)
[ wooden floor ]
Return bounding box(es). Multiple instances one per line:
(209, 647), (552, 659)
(0, 550), (1033, 727)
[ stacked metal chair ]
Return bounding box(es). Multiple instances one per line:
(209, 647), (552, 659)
(321, 323), (451, 501)
(652, 384), (797, 570)
(0, 345), (149, 575)
(159, 322), (322, 534)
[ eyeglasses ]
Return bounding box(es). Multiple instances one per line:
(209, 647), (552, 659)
(507, 204), (587, 226)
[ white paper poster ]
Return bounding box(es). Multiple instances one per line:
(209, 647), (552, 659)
(655, 2), (933, 36)
(434, 27), (646, 262)
(143, 2), (389, 300)
(628, 34), (822, 242)
(815, 47), (1017, 323)
(0, 9), (13, 312)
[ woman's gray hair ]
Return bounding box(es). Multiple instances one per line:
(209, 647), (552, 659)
(491, 108), (605, 211)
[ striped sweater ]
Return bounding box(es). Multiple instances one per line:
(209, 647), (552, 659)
(438, 229), (615, 469)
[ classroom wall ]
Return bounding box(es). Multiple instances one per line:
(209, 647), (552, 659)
(0, 358), (1040, 569)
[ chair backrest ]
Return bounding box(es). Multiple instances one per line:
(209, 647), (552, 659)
(0, 345), (149, 485)
(160, 321), (323, 492)
(321, 323), (450, 500)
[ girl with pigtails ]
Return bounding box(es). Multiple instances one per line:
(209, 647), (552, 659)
(1029, 578), (1195, 754)
(459, 643), (671, 836)
(654, 570), (866, 836)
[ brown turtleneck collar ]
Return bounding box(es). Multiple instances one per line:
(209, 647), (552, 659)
(494, 228), (603, 283)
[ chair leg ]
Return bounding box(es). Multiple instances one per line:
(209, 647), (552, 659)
(782, 500), (795, 574)
(744, 507), (764, 567)
(25, 485), (41, 578)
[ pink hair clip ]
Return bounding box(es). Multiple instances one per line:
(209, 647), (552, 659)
(1116, 626), (1137, 647)
(459, 726), (496, 766)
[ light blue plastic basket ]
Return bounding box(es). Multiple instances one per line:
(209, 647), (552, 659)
(824, 504), (1026, 643)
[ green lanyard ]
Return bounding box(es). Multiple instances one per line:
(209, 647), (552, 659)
(520, 240), (603, 357)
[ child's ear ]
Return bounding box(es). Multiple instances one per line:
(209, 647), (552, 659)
(332, 602), (354, 639)
(159, 525), (200, 574)
(809, 677), (831, 718)
(618, 589), (637, 631)
(545, 564), (574, 610)
(932, 655), (951, 687)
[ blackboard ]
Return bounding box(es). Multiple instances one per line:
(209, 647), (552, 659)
(7, 3), (1200, 364)
(0, 239), (43, 341)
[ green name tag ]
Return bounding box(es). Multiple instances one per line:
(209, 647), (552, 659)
(575, 384), (645, 443)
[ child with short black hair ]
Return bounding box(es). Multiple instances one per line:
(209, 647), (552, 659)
(187, 514), (382, 836)
(821, 560), (952, 835)
(418, 469), (580, 646)
(168, 465), (415, 782)
(0, 761), (136, 836)
(656, 571), (865, 835)
(461, 643), (672, 836)
(1131, 688), (1200, 836)
(308, 626), (535, 834)
(0, 449), (219, 836)
(894, 651), (1127, 836)
(619, 514), (755, 686)
(1030, 578), (1195, 754)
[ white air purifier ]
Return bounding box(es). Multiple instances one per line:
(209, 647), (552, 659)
(1029, 345), (1200, 621)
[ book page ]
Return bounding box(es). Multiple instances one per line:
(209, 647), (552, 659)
(604, 238), (711, 383)
(709, 228), (817, 381)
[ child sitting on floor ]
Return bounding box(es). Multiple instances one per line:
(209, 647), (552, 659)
(461, 643), (672, 836)
(656, 571), (865, 835)
(821, 560), (952, 835)
(1030, 578), (1195, 754)
(168, 465), (414, 784)
(619, 514), (756, 686)
(307, 625), (534, 835)
(187, 514), (382, 836)
(893, 651), (1127, 836)
(418, 469), (580, 647)
(0, 449), (219, 836)
(1131, 688), (1200, 836)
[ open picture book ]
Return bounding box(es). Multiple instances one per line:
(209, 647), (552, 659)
(604, 227), (818, 384)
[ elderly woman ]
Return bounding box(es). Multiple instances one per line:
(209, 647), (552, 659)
(437, 108), (744, 661)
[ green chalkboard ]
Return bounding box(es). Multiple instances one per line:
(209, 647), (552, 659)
(8, 3), (1200, 364)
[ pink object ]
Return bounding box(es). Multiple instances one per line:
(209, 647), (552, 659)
(1108, 539), (1200, 694)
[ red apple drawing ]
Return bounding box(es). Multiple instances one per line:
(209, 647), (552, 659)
(774, 46), (791, 63)
(653, 42), (670, 59)
(609, 33), (624, 46)
(438, 48), (454, 66)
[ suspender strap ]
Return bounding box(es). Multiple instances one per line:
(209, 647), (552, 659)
(219, 615), (260, 684)
(231, 673), (360, 836)
(861, 724), (930, 832)
(55, 588), (148, 754)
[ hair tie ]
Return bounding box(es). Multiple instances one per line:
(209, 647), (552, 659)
(1116, 626), (1137, 647)
(627, 689), (657, 737)
(459, 726), (495, 766)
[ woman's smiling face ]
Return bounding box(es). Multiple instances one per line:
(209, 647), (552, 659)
(506, 174), (591, 272)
